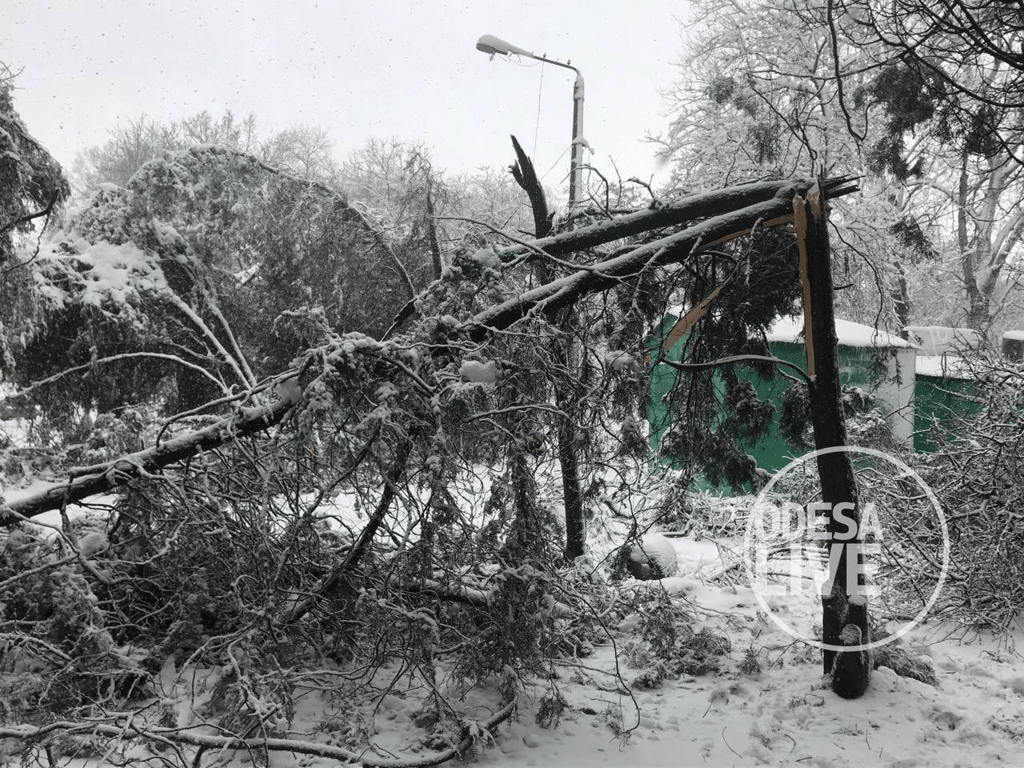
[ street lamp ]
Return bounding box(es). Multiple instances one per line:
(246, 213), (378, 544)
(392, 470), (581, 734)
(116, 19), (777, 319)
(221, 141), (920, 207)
(475, 34), (585, 206)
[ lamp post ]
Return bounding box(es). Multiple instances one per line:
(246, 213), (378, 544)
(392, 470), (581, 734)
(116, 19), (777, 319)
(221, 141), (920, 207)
(476, 34), (585, 206)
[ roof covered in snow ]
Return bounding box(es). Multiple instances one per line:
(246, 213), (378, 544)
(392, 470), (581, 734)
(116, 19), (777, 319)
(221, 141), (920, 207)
(766, 315), (915, 348)
(915, 355), (976, 380)
(905, 326), (981, 355)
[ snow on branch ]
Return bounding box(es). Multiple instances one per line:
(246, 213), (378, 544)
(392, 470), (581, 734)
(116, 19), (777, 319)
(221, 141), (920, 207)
(1, 177), (858, 524)
(0, 393), (298, 525)
(494, 176), (857, 263)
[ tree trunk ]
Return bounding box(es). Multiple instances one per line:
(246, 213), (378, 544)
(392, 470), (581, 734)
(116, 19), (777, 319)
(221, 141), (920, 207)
(796, 186), (870, 698)
(554, 326), (586, 562)
(510, 135), (586, 561)
(893, 263), (911, 339)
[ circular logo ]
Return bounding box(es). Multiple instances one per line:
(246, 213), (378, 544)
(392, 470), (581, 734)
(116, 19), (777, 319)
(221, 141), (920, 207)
(743, 446), (949, 652)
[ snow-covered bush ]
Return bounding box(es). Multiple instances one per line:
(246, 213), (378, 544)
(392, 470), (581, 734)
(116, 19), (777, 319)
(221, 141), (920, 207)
(621, 593), (731, 687)
(0, 524), (148, 718)
(917, 359), (1024, 628)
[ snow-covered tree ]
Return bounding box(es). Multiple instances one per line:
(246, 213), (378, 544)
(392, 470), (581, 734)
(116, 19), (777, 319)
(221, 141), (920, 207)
(839, 0), (1024, 337)
(656, 0), (925, 332)
(657, 0), (1024, 346)
(0, 66), (69, 383)
(7, 145), (412, 426)
(0, 69), (69, 262)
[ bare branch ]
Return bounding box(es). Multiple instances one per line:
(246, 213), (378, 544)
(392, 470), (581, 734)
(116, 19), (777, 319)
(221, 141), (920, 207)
(0, 700), (517, 768)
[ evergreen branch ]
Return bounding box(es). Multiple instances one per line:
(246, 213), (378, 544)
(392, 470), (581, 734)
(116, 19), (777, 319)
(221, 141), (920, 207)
(661, 354), (813, 385)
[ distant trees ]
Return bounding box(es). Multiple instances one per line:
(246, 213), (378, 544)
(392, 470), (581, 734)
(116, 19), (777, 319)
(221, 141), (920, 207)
(72, 110), (340, 191)
(658, 0), (1024, 340)
(838, 0), (1024, 338)
(655, 0), (914, 333)
(839, 0), (1024, 133)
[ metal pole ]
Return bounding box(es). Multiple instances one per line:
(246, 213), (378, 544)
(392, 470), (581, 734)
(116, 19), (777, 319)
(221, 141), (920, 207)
(568, 71), (585, 206)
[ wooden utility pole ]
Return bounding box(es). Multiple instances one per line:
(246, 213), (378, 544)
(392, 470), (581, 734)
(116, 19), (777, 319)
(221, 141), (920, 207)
(796, 184), (871, 698)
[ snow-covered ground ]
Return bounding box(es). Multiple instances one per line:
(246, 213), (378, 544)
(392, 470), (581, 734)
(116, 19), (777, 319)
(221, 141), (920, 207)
(464, 534), (1024, 768)
(5, 452), (1023, 767)
(155, 535), (1024, 768)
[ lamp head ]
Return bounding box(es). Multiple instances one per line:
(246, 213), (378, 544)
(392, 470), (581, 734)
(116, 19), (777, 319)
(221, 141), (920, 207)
(475, 34), (533, 58)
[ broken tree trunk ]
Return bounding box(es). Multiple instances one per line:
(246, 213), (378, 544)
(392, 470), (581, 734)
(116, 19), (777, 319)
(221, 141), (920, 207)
(468, 178), (857, 344)
(509, 135), (586, 561)
(387, 177), (855, 339)
(510, 135), (553, 240)
(795, 185), (870, 699)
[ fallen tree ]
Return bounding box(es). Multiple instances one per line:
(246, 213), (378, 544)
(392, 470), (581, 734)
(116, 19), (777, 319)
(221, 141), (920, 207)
(1, 176), (856, 524)
(0, 175), (876, 768)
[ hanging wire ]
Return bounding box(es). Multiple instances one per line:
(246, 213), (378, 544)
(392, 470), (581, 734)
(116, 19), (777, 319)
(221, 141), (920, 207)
(540, 147), (571, 185)
(504, 57), (569, 184)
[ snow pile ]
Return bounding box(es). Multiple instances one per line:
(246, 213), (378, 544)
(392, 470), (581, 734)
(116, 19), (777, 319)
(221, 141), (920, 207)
(36, 238), (168, 310)
(628, 533), (679, 579)
(469, 534), (1024, 768)
(604, 349), (639, 372)
(470, 246), (501, 270)
(460, 359), (498, 384)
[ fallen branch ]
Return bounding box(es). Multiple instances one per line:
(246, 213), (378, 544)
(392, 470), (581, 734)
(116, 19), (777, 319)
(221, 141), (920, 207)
(467, 191), (815, 342)
(387, 176), (856, 336)
(494, 176), (856, 263)
(406, 578), (574, 618)
(281, 436), (414, 624)
(0, 698), (517, 768)
(661, 354), (813, 385)
(1, 394), (299, 525)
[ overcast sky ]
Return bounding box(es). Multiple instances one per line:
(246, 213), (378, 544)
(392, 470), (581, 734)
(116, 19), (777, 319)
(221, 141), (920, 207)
(4, 0), (689, 192)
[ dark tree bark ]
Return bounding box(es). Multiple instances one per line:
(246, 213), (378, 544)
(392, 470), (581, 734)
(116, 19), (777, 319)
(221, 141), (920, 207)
(425, 184), (444, 280)
(796, 186), (870, 698)
(554, 340), (586, 562)
(509, 135), (553, 239)
(509, 135), (586, 561)
(893, 262), (911, 339)
(495, 177), (856, 264)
